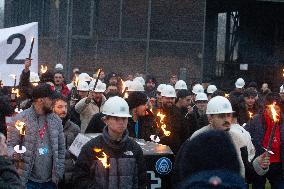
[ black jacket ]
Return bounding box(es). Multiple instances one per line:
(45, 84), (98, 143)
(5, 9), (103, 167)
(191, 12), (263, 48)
(73, 127), (147, 189)
(0, 95), (13, 135)
(0, 156), (21, 189)
(238, 101), (260, 126)
(186, 108), (209, 136)
(158, 106), (189, 154)
(85, 112), (105, 134)
(127, 111), (156, 141)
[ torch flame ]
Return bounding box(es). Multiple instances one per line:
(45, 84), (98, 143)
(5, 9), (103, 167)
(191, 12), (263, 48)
(96, 69), (102, 78)
(11, 88), (20, 98)
(40, 65), (48, 74)
(269, 102), (280, 123)
(9, 74), (16, 80)
(121, 79), (126, 93)
(32, 83), (39, 87)
(282, 68), (284, 77)
(248, 111), (253, 119)
(74, 75), (79, 87)
(124, 92), (129, 99)
(93, 148), (110, 168)
(15, 120), (26, 135)
(225, 93), (230, 98)
(156, 111), (171, 136)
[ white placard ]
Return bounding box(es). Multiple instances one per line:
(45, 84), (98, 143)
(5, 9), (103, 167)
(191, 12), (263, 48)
(0, 22), (38, 86)
(69, 133), (91, 157)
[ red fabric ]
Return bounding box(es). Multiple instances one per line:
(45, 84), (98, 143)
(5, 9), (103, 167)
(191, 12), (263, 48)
(262, 111), (281, 163)
(60, 84), (70, 97)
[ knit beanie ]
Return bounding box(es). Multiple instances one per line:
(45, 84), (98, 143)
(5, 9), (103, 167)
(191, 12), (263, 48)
(127, 91), (148, 110)
(172, 130), (240, 188)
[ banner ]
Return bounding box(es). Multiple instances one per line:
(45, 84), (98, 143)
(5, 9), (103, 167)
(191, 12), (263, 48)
(0, 22), (38, 86)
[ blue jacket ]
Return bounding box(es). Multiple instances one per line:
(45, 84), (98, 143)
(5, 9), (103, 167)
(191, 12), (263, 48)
(245, 113), (284, 176)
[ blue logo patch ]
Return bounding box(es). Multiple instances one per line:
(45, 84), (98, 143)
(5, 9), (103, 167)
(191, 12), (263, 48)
(155, 157), (172, 175)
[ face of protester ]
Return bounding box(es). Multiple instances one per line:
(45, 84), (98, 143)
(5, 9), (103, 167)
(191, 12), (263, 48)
(244, 96), (256, 108)
(78, 91), (88, 99)
(146, 80), (155, 91)
(162, 96), (175, 109)
(106, 85), (119, 97)
(99, 71), (105, 80)
(178, 96), (192, 109)
(196, 100), (208, 112)
(109, 77), (118, 85)
(104, 116), (128, 136)
(54, 73), (64, 86)
(39, 97), (53, 115)
(91, 92), (103, 103)
(169, 75), (178, 85)
(208, 113), (232, 131)
(53, 100), (68, 119)
(136, 103), (148, 117)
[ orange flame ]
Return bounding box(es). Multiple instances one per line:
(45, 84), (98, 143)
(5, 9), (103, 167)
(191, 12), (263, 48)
(15, 120), (26, 135)
(121, 79), (126, 93)
(225, 93), (230, 98)
(32, 83), (39, 87)
(248, 111), (253, 119)
(269, 102), (280, 123)
(156, 111), (171, 136)
(40, 65), (48, 74)
(124, 92), (129, 99)
(93, 148), (110, 168)
(96, 69), (102, 78)
(74, 75), (79, 87)
(283, 68), (284, 77)
(11, 88), (20, 98)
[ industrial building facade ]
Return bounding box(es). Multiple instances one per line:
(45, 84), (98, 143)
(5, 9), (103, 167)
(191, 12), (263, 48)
(2, 0), (284, 90)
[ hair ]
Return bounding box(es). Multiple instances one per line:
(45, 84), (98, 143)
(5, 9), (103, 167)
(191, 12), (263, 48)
(211, 90), (226, 98)
(146, 75), (157, 85)
(176, 89), (190, 101)
(54, 71), (64, 77)
(40, 70), (54, 83)
(243, 87), (257, 97)
(53, 93), (68, 103)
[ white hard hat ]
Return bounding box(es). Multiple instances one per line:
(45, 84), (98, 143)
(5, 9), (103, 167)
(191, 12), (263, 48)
(206, 96), (234, 115)
(207, 85), (217, 94)
(89, 80), (100, 90)
(29, 72), (40, 83)
(192, 84), (204, 94)
(102, 96), (132, 117)
(175, 80), (188, 90)
(79, 73), (92, 82)
(133, 77), (145, 86)
(195, 92), (208, 101)
(77, 81), (89, 91)
(125, 80), (132, 88)
(55, 63), (63, 70)
(280, 85), (284, 93)
(157, 84), (166, 93)
(235, 78), (245, 89)
(127, 81), (145, 92)
(161, 85), (176, 98)
(94, 82), (106, 93)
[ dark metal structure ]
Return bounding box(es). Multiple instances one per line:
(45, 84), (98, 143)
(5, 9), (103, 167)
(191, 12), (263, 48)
(4, 0), (284, 90)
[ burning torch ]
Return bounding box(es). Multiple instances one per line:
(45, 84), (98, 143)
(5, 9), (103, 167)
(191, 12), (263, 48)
(14, 120), (26, 153)
(94, 148), (110, 168)
(150, 110), (171, 142)
(40, 65), (48, 74)
(263, 102), (280, 155)
(93, 68), (102, 91)
(9, 74), (16, 88)
(121, 79), (128, 99)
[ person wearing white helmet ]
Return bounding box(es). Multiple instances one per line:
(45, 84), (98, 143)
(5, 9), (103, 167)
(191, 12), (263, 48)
(73, 96), (147, 188)
(230, 78), (245, 102)
(75, 82), (107, 133)
(175, 80), (188, 91)
(191, 96), (270, 180)
(206, 85), (217, 100)
(186, 93), (209, 136)
(155, 84), (166, 109)
(133, 76), (145, 86)
(159, 85), (189, 154)
(145, 75), (156, 99)
(192, 84), (204, 95)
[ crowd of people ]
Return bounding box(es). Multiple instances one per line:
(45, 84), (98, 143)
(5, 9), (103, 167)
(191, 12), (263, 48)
(0, 59), (284, 189)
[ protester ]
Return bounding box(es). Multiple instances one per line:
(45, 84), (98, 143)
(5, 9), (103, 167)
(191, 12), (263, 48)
(53, 71), (70, 97)
(7, 84), (65, 188)
(72, 96), (147, 188)
(145, 75), (157, 99)
(53, 94), (80, 189)
(0, 133), (22, 189)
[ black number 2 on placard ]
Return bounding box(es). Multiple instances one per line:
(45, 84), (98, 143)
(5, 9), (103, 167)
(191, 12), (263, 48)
(6, 33), (26, 64)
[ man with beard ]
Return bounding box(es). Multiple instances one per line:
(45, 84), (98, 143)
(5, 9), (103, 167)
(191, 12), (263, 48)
(190, 96), (270, 180)
(53, 71), (70, 97)
(7, 84), (65, 188)
(53, 94), (80, 189)
(145, 75), (157, 99)
(158, 85), (188, 154)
